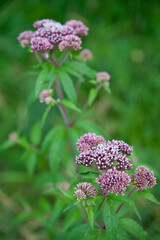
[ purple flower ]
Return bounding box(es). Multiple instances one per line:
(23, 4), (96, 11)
(74, 182), (98, 200)
(96, 168), (131, 195)
(77, 133), (106, 152)
(76, 149), (95, 167)
(17, 30), (34, 47)
(30, 37), (53, 53)
(33, 19), (59, 29)
(134, 166), (157, 191)
(39, 89), (53, 104)
(80, 49), (93, 62)
(65, 20), (89, 36)
(58, 35), (82, 51)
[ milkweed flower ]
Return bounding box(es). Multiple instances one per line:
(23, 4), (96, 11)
(30, 37), (53, 53)
(134, 166), (156, 191)
(65, 20), (89, 36)
(96, 168), (131, 195)
(58, 35), (82, 51)
(17, 30), (34, 47)
(77, 133), (106, 152)
(39, 89), (53, 104)
(74, 182), (98, 200)
(80, 49), (93, 62)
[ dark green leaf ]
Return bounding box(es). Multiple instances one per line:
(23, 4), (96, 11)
(35, 68), (49, 96)
(119, 218), (148, 240)
(68, 224), (89, 240)
(60, 99), (81, 112)
(59, 71), (77, 104)
(0, 140), (16, 152)
(47, 67), (57, 88)
(104, 199), (118, 240)
(88, 88), (98, 106)
(41, 104), (52, 127)
(88, 206), (94, 229)
(67, 61), (96, 78)
(138, 189), (160, 205)
(30, 123), (42, 145)
(26, 152), (37, 178)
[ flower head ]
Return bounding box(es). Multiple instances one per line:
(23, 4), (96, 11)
(33, 19), (58, 29)
(80, 49), (93, 62)
(77, 133), (106, 152)
(30, 37), (53, 53)
(65, 20), (89, 36)
(58, 35), (82, 51)
(74, 182), (98, 200)
(8, 132), (18, 142)
(134, 166), (157, 191)
(96, 72), (111, 86)
(17, 30), (34, 47)
(39, 89), (53, 104)
(96, 168), (131, 195)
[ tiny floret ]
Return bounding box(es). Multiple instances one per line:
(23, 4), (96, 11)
(134, 166), (157, 191)
(74, 182), (98, 200)
(96, 168), (131, 195)
(65, 20), (89, 36)
(17, 30), (34, 47)
(33, 19), (58, 29)
(58, 35), (82, 51)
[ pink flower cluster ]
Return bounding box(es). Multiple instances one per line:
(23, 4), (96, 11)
(134, 166), (157, 191)
(96, 72), (111, 86)
(96, 168), (131, 195)
(80, 49), (93, 62)
(74, 182), (98, 200)
(76, 133), (133, 171)
(18, 18), (88, 53)
(39, 89), (53, 104)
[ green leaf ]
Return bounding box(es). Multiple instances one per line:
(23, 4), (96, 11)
(30, 123), (42, 145)
(76, 119), (105, 135)
(26, 152), (37, 178)
(60, 99), (81, 112)
(88, 88), (98, 106)
(68, 224), (89, 240)
(0, 171), (28, 183)
(63, 65), (83, 80)
(103, 85), (111, 93)
(47, 67), (57, 88)
(138, 189), (160, 205)
(58, 187), (73, 199)
(35, 68), (49, 96)
(88, 206), (94, 229)
(110, 193), (141, 219)
(59, 71), (77, 104)
(67, 61), (96, 78)
(104, 199), (118, 240)
(119, 218), (148, 240)
(118, 226), (131, 240)
(49, 126), (66, 181)
(41, 104), (52, 128)
(0, 140), (16, 152)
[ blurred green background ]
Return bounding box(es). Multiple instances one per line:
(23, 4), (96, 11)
(0, 0), (160, 239)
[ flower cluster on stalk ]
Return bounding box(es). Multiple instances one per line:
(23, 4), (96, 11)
(17, 19), (89, 53)
(74, 133), (157, 200)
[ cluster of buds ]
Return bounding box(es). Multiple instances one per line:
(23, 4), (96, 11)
(17, 19), (89, 53)
(39, 89), (53, 104)
(74, 133), (157, 200)
(96, 72), (111, 86)
(74, 182), (98, 200)
(79, 49), (93, 62)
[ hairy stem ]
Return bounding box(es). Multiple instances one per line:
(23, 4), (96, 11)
(116, 187), (136, 214)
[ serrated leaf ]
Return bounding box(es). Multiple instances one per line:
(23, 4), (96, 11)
(60, 99), (81, 112)
(110, 194), (141, 219)
(67, 61), (96, 78)
(30, 123), (42, 145)
(138, 189), (160, 205)
(88, 88), (98, 106)
(59, 71), (77, 104)
(35, 68), (49, 96)
(119, 218), (148, 240)
(87, 206), (94, 229)
(104, 199), (118, 240)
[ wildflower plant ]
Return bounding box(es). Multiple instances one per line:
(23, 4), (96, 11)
(1, 17), (159, 239)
